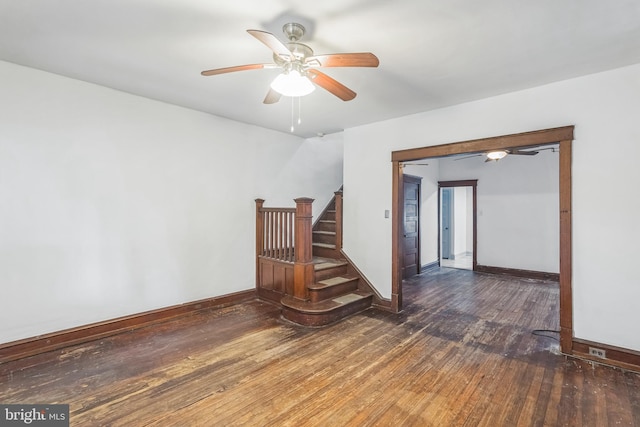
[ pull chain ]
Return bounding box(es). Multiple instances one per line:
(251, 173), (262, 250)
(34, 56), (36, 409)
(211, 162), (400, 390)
(290, 97), (303, 132)
(290, 96), (294, 132)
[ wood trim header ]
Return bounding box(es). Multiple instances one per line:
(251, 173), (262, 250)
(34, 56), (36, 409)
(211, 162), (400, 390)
(438, 179), (478, 188)
(392, 126), (574, 162)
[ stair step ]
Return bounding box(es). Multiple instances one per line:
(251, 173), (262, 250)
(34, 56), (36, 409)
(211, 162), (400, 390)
(313, 257), (347, 271)
(313, 242), (339, 258)
(283, 293), (370, 313)
(290, 290), (370, 311)
(323, 210), (336, 221)
(316, 220), (337, 233)
(313, 231), (336, 245)
(281, 290), (373, 326)
(308, 275), (359, 302)
(313, 243), (336, 249)
(332, 293), (363, 304)
(313, 257), (348, 281)
(315, 275), (358, 288)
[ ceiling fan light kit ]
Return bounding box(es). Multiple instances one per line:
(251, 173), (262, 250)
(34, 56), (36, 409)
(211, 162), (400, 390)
(486, 150), (508, 161)
(270, 69), (315, 96)
(201, 22), (379, 104)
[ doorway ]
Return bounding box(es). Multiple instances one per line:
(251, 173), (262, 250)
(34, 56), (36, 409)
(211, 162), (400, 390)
(439, 180), (477, 270)
(391, 126), (574, 353)
(441, 188), (453, 261)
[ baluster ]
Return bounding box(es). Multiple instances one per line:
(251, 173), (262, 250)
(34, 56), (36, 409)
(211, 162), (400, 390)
(265, 212), (269, 256)
(277, 210), (282, 260)
(271, 211), (275, 258)
(266, 211), (271, 258)
(279, 210), (284, 260)
(255, 199), (265, 290)
(288, 211), (294, 262)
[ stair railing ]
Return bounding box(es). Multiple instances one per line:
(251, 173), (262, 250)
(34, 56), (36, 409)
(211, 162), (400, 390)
(255, 200), (296, 263)
(255, 198), (315, 300)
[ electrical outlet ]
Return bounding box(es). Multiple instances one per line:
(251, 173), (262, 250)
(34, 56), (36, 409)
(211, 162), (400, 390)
(589, 347), (606, 359)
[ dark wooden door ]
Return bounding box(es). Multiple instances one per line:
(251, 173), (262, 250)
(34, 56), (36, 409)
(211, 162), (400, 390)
(402, 175), (421, 279)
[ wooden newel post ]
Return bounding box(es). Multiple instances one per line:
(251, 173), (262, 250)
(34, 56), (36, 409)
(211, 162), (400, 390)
(334, 190), (343, 251)
(293, 197), (314, 300)
(255, 199), (265, 290)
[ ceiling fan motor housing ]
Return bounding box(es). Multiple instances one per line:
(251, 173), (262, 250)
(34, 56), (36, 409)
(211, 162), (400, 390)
(283, 22), (305, 41)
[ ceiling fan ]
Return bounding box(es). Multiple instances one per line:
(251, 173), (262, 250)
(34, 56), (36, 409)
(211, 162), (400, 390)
(201, 23), (379, 104)
(456, 148), (545, 162)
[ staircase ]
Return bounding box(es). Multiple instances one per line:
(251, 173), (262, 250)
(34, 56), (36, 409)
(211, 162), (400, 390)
(256, 191), (373, 327)
(311, 205), (340, 259)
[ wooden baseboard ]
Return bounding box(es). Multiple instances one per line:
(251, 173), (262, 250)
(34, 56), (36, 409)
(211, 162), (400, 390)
(421, 261), (439, 272)
(475, 264), (559, 282)
(571, 338), (640, 372)
(0, 289), (256, 364)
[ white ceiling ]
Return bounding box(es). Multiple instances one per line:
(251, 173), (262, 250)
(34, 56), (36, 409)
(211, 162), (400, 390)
(1, 0), (640, 138)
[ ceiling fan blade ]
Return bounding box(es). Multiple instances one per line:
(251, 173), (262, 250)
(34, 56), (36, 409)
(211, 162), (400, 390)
(306, 69), (356, 101)
(535, 147), (559, 153)
(263, 88), (282, 104)
(201, 63), (274, 76)
(247, 30), (292, 60)
(454, 154), (482, 161)
(509, 149), (539, 156)
(306, 53), (379, 68)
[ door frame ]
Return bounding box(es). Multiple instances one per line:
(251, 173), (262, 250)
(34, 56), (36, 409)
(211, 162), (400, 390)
(391, 126), (574, 353)
(438, 180), (478, 270)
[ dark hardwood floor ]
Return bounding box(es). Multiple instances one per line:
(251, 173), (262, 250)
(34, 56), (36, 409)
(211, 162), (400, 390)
(1, 268), (639, 426)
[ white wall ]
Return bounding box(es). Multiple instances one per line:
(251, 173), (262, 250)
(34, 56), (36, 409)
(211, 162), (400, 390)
(453, 187), (468, 256)
(0, 61), (343, 344)
(439, 150), (559, 273)
(343, 63), (640, 351)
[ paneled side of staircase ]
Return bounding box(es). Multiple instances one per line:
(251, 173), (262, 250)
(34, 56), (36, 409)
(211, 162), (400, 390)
(281, 191), (373, 326)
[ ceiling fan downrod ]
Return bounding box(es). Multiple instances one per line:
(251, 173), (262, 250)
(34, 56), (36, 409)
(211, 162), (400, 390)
(282, 23), (305, 42)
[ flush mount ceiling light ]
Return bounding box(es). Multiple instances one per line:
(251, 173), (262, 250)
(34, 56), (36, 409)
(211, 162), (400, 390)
(486, 150), (508, 161)
(270, 68), (315, 97)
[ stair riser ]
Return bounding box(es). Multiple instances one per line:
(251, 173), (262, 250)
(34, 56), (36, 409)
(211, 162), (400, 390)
(313, 233), (336, 245)
(323, 211), (336, 221)
(316, 222), (336, 233)
(309, 279), (359, 303)
(281, 295), (373, 327)
(313, 221), (336, 233)
(313, 246), (340, 259)
(314, 265), (348, 281)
